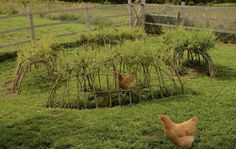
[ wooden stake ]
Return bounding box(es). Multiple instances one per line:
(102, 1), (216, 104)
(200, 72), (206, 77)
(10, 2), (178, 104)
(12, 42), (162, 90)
(141, 0), (145, 29)
(92, 77), (98, 109)
(155, 66), (163, 98)
(128, 0), (134, 27)
(129, 91), (132, 104)
(26, 5), (35, 41)
(76, 73), (81, 102)
(98, 68), (102, 90)
(84, 3), (90, 31)
(81, 73), (87, 109)
(115, 73), (121, 106)
(106, 73), (112, 108)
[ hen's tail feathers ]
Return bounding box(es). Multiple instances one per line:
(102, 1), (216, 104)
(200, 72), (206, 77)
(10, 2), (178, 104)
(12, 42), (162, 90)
(192, 116), (198, 122)
(127, 72), (136, 81)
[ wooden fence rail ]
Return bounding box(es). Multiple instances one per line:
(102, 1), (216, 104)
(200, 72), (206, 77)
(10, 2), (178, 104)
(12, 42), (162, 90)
(145, 13), (236, 22)
(0, 40), (32, 49)
(0, 14), (28, 19)
(144, 21), (236, 35)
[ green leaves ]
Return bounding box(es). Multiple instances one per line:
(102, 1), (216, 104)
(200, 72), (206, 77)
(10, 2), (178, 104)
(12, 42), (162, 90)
(51, 27), (144, 50)
(15, 27), (145, 74)
(161, 27), (217, 77)
(14, 28), (146, 93)
(162, 27), (216, 53)
(17, 37), (58, 65)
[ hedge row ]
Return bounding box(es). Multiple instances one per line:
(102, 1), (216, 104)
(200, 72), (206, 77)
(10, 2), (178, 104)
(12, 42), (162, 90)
(51, 28), (144, 50)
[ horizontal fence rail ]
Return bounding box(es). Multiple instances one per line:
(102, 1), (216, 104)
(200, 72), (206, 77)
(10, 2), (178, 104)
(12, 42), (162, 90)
(145, 13), (236, 22)
(0, 27), (29, 34)
(32, 7), (85, 15)
(144, 22), (236, 35)
(0, 14), (28, 19)
(145, 3), (236, 9)
(0, 40), (31, 49)
(96, 13), (130, 19)
(0, 4), (129, 19)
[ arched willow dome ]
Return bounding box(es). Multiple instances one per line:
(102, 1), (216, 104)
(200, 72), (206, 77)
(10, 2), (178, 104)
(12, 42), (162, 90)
(47, 40), (183, 109)
(162, 27), (216, 77)
(13, 27), (144, 95)
(13, 28), (184, 109)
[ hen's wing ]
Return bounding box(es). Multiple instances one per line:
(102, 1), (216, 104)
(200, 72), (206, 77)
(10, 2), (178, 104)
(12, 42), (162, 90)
(173, 125), (188, 137)
(126, 72), (135, 82)
(179, 117), (198, 136)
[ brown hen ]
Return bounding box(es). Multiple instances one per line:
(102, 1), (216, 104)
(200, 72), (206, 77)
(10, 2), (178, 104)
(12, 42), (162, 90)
(160, 115), (198, 148)
(118, 71), (136, 90)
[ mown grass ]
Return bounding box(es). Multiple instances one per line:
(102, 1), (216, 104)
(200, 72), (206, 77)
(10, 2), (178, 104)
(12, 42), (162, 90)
(0, 39), (235, 148)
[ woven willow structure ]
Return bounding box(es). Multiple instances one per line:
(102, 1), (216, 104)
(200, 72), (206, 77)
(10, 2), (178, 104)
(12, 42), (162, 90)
(162, 27), (217, 77)
(12, 28), (185, 109)
(173, 48), (216, 77)
(12, 28), (144, 95)
(46, 54), (184, 109)
(12, 54), (56, 95)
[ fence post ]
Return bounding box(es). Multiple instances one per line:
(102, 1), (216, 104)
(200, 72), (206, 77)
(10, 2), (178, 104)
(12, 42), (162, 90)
(180, 2), (185, 25)
(141, 0), (145, 30)
(27, 5), (35, 41)
(205, 7), (209, 27)
(177, 12), (181, 25)
(46, 1), (49, 11)
(128, 0), (134, 27)
(84, 3), (90, 31)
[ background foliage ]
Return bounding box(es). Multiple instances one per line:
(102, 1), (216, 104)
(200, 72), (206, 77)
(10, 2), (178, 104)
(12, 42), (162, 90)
(58, 0), (236, 5)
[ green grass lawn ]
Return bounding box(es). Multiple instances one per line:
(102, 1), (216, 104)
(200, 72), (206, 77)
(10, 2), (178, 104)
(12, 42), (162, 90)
(0, 39), (235, 148)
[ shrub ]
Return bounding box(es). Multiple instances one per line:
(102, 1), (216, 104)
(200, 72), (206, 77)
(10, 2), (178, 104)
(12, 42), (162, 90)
(13, 37), (59, 94)
(162, 27), (217, 77)
(51, 27), (144, 50)
(0, 5), (18, 15)
(163, 27), (216, 53)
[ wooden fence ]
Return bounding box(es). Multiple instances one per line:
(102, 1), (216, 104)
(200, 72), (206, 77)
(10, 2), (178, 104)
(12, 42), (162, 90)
(1, 1), (236, 49)
(142, 2), (236, 35)
(0, 4), (131, 49)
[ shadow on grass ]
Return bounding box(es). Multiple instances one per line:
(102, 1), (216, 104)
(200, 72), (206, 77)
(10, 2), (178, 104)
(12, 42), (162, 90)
(215, 64), (236, 80)
(0, 115), (77, 149)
